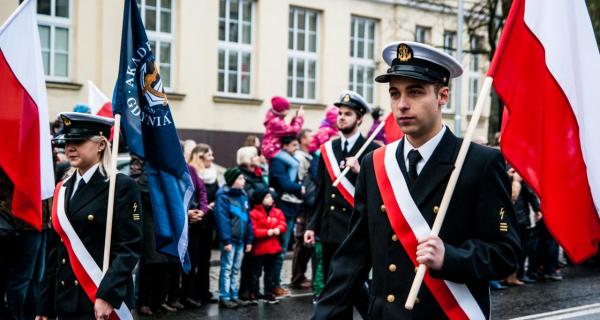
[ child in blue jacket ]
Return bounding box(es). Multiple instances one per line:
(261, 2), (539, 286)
(214, 167), (254, 309)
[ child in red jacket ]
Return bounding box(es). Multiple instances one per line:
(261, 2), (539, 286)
(249, 188), (287, 304)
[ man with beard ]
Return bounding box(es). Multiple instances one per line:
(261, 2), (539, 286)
(304, 90), (379, 317)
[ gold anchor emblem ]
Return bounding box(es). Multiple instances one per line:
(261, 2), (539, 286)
(343, 94), (350, 102)
(397, 43), (413, 62)
(63, 117), (71, 126)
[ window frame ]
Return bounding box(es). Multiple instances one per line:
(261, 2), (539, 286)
(468, 35), (484, 112)
(349, 16), (376, 104)
(414, 25), (431, 44)
(217, 0), (254, 97)
(36, 0), (72, 81)
(287, 6), (320, 104)
(138, 0), (175, 90)
(442, 30), (457, 113)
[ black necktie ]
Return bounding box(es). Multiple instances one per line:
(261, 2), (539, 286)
(71, 179), (86, 203)
(407, 149), (422, 184)
(343, 140), (349, 155)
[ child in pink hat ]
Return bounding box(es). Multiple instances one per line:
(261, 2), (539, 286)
(308, 105), (339, 153)
(261, 96), (304, 184)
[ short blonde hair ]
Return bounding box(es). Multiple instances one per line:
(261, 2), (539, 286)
(236, 146), (258, 166)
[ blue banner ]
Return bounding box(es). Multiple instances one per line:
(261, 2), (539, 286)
(113, 0), (192, 272)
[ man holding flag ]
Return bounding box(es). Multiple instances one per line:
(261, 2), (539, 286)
(112, 0), (194, 273)
(312, 41), (521, 319)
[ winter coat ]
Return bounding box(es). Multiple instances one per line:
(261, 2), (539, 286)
(239, 166), (268, 206)
(261, 110), (304, 160)
(309, 126), (339, 154)
(214, 186), (254, 246)
(250, 205), (287, 256)
(269, 156), (302, 219)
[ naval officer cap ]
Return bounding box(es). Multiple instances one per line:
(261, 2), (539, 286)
(333, 90), (372, 116)
(375, 41), (463, 85)
(52, 112), (114, 144)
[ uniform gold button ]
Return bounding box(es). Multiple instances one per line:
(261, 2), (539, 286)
(391, 234), (398, 242)
(433, 206), (439, 214)
(387, 294), (395, 303)
(380, 205), (386, 213)
(74, 280), (78, 286)
(331, 194), (336, 199)
(60, 281), (65, 286)
(60, 238), (64, 243)
(87, 214), (94, 221)
(389, 264), (397, 272)
(342, 208), (347, 212)
(415, 297), (421, 304)
(61, 258), (66, 264)
(330, 206), (335, 211)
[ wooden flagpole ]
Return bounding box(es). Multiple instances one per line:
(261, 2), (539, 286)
(405, 76), (493, 309)
(332, 118), (386, 187)
(102, 114), (121, 274)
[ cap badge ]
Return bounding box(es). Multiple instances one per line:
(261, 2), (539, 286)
(62, 116), (71, 127)
(397, 43), (413, 62)
(343, 94), (351, 102)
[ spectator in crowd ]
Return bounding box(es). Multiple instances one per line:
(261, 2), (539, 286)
(244, 135), (269, 185)
(249, 188), (287, 305)
(214, 168), (254, 309)
(308, 105), (339, 154)
(269, 135), (305, 297)
(236, 146), (268, 302)
(367, 106), (387, 146)
(182, 139), (197, 164)
(188, 144), (221, 304)
(291, 129), (316, 290)
(180, 150), (210, 308)
(0, 168), (47, 320)
(528, 211), (563, 281)
(261, 96), (304, 203)
(131, 155), (172, 315)
(508, 168), (541, 285)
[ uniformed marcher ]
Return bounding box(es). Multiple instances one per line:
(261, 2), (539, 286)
(312, 42), (521, 319)
(36, 113), (142, 320)
(304, 90), (379, 317)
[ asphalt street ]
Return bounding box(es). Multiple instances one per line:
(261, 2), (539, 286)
(137, 256), (600, 319)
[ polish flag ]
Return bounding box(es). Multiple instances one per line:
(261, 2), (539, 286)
(0, 0), (55, 230)
(383, 112), (403, 143)
(489, 0), (600, 262)
(87, 80), (113, 118)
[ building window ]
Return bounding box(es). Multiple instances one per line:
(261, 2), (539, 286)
(287, 7), (319, 102)
(349, 16), (376, 103)
(218, 0), (253, 96)
(415, 25), (431, 44)
(137, 0), (174, 89)
(37, 0), (70, 79)
(443, 31), (456, 112)
(468, 36), (483, 112)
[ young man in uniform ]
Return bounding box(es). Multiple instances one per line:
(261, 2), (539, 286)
(304, 90), (379, 317)
(312, 42), (521, 319)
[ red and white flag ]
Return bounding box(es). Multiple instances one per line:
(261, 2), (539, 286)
(87, 80), (113, 118)
(0, 0), (55, 230)
(383, 112), (403, 143)
(489, 0), (600, 262)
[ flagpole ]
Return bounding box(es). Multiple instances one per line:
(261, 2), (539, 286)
(405, 76), (494, 310)
(332, 118), (386, 187)
(102, 114), (121, 274)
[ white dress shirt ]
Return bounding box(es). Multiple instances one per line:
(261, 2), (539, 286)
(403, 126), (446, 175)
(72, 163), (100, 197)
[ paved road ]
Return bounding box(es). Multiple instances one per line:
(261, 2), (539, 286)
(138, 255), (600, 319)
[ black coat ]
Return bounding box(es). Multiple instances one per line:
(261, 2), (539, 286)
(313, 130), (522, 320)
(513, 182), (540, 226)
(39, 169), (142, 316)
(307, 135), (379, 244)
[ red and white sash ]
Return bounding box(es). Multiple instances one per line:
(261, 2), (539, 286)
(320, 141), (355, 206)
(51, 177), (133, 319)
(373, 140), (486, 320)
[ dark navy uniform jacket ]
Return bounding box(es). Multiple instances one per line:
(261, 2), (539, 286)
(38, 169), (142, 317)
(307, 135), (379, 244)
(313, 130), (521, 319)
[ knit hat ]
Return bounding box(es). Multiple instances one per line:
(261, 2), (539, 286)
(224, 167), (243, 186)
(271, 96), (290, 114)
(236, 146), (258, 166)
(252, 187), (272, 206)
(321, 105), (339, 127)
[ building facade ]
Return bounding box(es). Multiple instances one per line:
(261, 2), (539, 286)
(0, 0), (491, 166)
